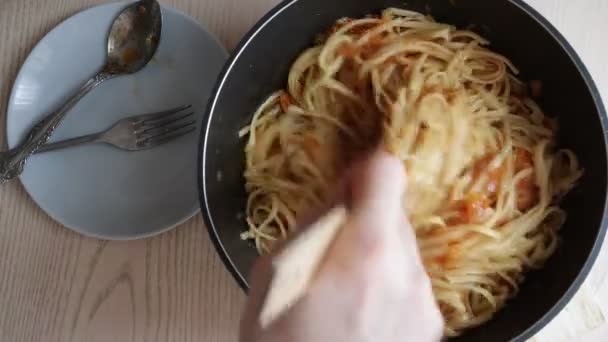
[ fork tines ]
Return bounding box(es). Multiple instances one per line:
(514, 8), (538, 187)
(134, 105), (197, 148)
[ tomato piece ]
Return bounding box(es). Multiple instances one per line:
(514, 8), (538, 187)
(433, 242), (465, 266)
(464, 193), (491, 223)
(472, 153), (504, 195)
(449, 192), (491, 225)
(516, 176), (538, 211)
(513, 148), (538, 210)
(337, 43), (358, 57)
(279, 93), (292, 113)
(434, 254), (449, 266)
(360, 35), (385, 58)
(302, 136), (321, 162)
(337, 34), (384, 59)
(514, 148), (533, 171)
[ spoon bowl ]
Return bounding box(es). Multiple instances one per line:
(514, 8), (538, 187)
(106, 0), (162, 74)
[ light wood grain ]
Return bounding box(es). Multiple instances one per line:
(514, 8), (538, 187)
(0, 0), (607, 341)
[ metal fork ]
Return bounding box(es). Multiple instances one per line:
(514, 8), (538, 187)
(35, 105), (196, 153)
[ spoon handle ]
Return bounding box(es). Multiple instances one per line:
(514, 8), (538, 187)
(0, 71), (112, 185)
(34, 132), (103, 154)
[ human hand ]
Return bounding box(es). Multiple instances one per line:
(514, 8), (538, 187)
(240, 150), (444, 342)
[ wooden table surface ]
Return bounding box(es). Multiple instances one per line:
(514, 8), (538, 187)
(1, 0), (607, 341)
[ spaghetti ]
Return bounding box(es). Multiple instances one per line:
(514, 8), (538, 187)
(239, 8), (583, 335)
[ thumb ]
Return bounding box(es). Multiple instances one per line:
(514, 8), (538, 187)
(348, 149), (407, 237)
(317, 148), (415, 282)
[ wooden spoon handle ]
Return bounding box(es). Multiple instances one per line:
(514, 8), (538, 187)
(259, 206), (348, 328)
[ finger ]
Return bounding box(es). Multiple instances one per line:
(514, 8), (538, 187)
(309, 150), (406, 280)
(351, 149), (406, 217)
(348, 148), (408, 245)
(321, 147), (431, 284)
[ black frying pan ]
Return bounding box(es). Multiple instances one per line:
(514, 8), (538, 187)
(197, 0), (608, 340)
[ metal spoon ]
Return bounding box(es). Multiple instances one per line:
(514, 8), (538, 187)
(0, 0), (162, 184)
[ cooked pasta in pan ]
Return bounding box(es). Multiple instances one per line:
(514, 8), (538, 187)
(239, 8), (583, 335)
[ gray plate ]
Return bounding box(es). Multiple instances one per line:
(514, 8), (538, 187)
(6, 1), (227, 239)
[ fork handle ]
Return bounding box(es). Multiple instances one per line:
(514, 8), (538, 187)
(34, 133), (103, 154)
